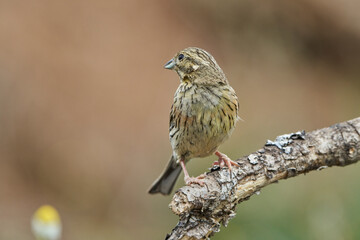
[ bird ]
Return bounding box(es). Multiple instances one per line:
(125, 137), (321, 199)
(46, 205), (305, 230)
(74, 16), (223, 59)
(31, 205), (62, 240)
(148, 47), (240, 195)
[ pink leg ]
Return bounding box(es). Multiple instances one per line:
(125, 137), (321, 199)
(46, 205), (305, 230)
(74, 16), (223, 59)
(215, 151), (239, 171)
(212, 160), (225, 168)
(212, 160), (220, 167)
(180, 159), (205, 186)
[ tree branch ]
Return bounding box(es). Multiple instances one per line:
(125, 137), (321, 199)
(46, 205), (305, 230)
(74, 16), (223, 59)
(166, 117), (360, 240)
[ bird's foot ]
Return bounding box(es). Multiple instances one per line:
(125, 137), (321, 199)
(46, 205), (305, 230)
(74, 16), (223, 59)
(215, 151), (239, 171)
(212, 160), (220, 167)
(184, 174), (205, 186)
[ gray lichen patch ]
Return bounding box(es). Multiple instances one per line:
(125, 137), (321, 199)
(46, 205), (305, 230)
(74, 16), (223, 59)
(266, 130), (306, 151)
(248, 154), (259, 164)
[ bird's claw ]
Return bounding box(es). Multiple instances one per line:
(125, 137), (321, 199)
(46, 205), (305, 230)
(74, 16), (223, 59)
(215, 151), (239, 171)
(185, 175), (205, 186)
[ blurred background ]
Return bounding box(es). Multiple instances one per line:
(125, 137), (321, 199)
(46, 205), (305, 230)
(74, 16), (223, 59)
(0, 0), (359, 239)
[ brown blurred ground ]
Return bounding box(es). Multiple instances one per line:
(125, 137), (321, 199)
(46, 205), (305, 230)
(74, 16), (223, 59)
(0, 0), (359, 239)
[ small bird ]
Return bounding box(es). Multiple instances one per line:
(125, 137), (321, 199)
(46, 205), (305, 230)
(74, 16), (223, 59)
(148, 47), (240, 195)
(31, 205), (62, 240)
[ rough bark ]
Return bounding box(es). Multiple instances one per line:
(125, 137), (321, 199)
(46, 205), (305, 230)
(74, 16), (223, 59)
(166, 117), (360, 240)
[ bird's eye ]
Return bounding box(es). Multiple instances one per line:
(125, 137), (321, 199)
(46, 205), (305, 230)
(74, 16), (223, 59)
(178, 54), (184, 61)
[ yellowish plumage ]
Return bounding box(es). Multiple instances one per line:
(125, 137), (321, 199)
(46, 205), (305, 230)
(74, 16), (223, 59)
(149, 47), (239, 195)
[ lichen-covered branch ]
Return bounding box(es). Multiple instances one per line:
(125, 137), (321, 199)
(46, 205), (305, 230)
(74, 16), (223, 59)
(166, 117), (360, 240)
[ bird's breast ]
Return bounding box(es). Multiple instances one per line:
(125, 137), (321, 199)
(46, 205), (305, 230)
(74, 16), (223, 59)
(169, 83), (238, 159)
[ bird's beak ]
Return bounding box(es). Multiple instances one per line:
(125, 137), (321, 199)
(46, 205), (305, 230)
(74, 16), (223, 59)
(164, 59), (175, 69)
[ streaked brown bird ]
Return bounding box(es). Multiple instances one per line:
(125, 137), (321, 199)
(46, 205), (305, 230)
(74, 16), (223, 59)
(148, 47), (240, 195)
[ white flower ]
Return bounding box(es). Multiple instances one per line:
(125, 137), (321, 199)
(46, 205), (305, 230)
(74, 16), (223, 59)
(31, 205), (62, 240)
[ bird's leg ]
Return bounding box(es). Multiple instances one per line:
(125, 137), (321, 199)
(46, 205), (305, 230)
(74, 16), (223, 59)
(212, 160), (225, 168)
(214, 151), (239, 171)
(212, 160), (220, 167)
(180, 159), (205, 186)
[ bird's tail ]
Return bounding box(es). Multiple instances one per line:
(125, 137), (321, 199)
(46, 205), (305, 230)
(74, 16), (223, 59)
(148, 156), (182, 195)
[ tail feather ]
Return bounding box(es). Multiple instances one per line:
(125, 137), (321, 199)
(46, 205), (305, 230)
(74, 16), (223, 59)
(148, 156), (182, 195)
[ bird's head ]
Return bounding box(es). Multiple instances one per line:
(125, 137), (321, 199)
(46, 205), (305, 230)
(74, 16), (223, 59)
(164, 47), (227, 84)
